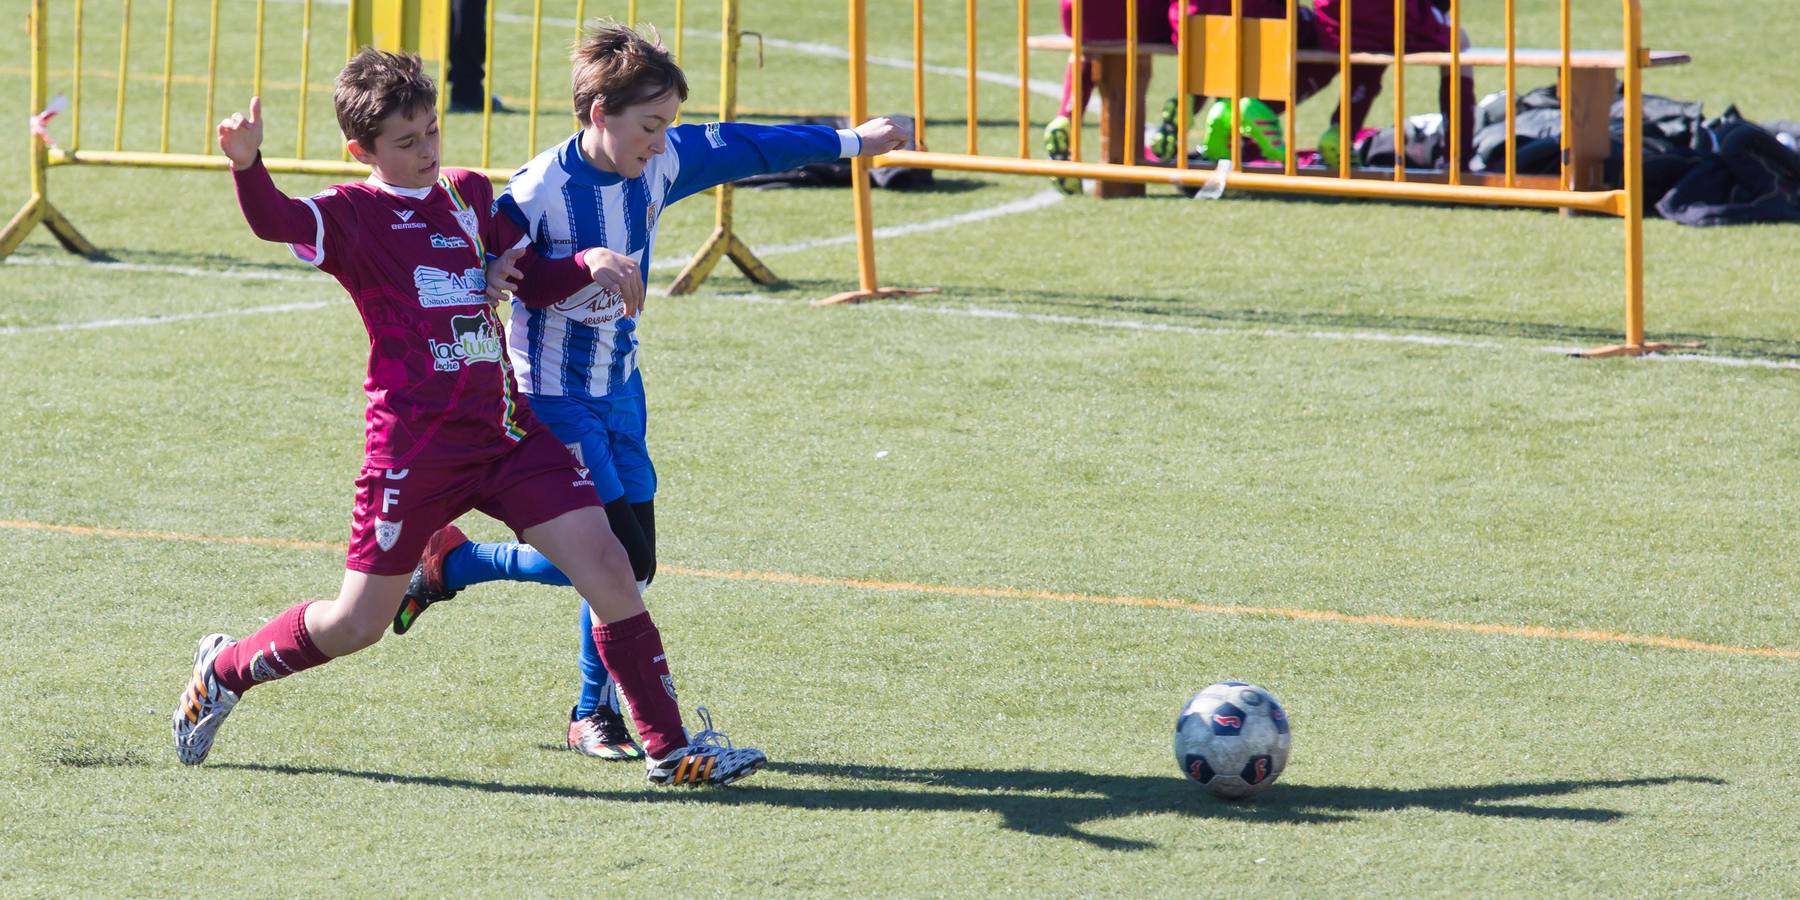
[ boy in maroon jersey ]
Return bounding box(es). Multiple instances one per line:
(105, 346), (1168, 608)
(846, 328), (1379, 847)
(1307, 0), (1474, 168)
(170, 49), (764, 786)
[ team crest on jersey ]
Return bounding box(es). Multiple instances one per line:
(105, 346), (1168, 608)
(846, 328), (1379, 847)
(705, 122), (725, 148)
(413, 265), (487, 307)
(646, 202), (658, 231)
(429, 313), (503, 372)
(430, 233), (470, 249)
(374, 518), (404, 551)
(452, 209), (480, 244)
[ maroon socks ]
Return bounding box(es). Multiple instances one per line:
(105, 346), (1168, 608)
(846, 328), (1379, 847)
(592, 611), (687, 759)
(211, 601), (333, 695)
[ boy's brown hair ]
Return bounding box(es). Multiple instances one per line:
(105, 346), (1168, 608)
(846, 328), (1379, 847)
(570, 24), (689, 126)
(334, 48), (437, 148)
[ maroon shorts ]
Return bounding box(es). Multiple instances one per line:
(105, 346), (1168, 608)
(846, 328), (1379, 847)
(345, 428), (600, 576)
(1313, 0), (1454, 52)
(1060, 0), (1174, 44)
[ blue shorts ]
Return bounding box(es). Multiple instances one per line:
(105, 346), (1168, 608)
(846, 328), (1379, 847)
(524, 373), (655, 505)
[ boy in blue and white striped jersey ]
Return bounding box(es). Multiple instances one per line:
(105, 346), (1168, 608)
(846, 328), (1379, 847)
(392, 23), (908, 763)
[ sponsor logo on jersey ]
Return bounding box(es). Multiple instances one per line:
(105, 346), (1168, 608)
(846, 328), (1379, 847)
(395, 209), (416, 222)
(374, 518), (404, 551)
(646, 202), (658, 231)
(413, 265), (488, 308)
(430, 233), (470, 249)
(391, 222), (428, 230)
(705, 122), (725, 148)
(428, 313), (503, 372)
(551, 282), (627, 328)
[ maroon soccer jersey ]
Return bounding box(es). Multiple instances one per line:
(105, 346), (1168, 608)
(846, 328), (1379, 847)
(235, 161), (536, 468)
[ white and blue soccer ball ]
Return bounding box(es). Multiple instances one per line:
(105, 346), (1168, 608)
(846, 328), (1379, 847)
(1174, 681), (1291, 799)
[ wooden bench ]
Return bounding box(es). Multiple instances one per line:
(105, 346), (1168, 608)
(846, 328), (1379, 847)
(1025, 32), (1691, 198)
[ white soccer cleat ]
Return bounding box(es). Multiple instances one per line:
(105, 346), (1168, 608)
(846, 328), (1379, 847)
(172, 633), (240, 766)
(645, 707), (767, 786)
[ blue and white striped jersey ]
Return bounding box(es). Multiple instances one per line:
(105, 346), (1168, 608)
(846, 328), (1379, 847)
(496, 122), (856, 398)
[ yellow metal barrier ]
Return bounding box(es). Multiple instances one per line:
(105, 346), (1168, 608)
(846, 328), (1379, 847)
(833, 0), (1695, 358)
(2, 0), (782, 296)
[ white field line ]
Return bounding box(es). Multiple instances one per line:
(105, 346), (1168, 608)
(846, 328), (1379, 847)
(0, 299), (335, 335)
(275, 0), (1063, 98)
(647, 189), (1066, 270)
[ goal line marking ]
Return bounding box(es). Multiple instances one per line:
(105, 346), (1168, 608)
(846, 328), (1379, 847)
(3, 517), (1793, 661)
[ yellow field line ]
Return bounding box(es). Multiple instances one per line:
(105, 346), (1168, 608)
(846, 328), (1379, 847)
(5, 518), (1795, 661)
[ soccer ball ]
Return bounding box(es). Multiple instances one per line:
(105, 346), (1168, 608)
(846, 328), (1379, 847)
(1174, 681), (1291, 799)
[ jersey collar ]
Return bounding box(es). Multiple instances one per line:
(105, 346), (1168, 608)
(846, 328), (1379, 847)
(365, 174), (437, 200)
(559, 132), (628, 188)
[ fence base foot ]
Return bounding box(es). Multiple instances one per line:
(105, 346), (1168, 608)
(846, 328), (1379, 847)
(0, 194), (101, 261)
(1571, 340), (1705, 359)
(812, 286), (938, 306)
(670, 227), (782, 295)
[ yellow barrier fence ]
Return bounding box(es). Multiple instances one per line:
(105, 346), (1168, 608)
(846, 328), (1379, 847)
(830, 0), (1696, 358)
(3, 0), (775, 295)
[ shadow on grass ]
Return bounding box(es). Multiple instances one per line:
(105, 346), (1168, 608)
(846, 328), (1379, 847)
(213, 759), (1720, 850)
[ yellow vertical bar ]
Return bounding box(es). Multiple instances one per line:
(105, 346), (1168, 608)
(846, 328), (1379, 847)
(1231, 0), (1243, 165)
(915, 0), (927, 152)
(1392, 0), (1403, 181)
(30, 0), (48, 198)
(342, 0), (355, 162)
(1070, 0), (1083, 162)
(576, 0), (587, 35)
(1621, 0), (1644, 346)
(715, 0), (738, 225)
(481, 0), (497, 167)
(71, 0), (83, 152)
(1017, 0), (1028, 158)
(158, 0), (175, 154)
(529, 0), (544, 156)
(849, 0), (878, 292)
(675, 0), (685, 65)
(1559, 0), (1572, 190)
(1284, 0), (1295, 175)
(966, 0), (978, 155)
(298, 0), (314, 158)
(1176, 7), (1189, 170)
(1504, 0), (1515, 187)
(1447, 0), (1460, 183)
(1333, 0), (1346, 178)
(629, 0), (638, 26)
(113, 0), (131, 151)
(254, 0), (265, 99)
(1124, 0), (1137, 165)
(204, 0), (221, 155)
(436, 37), (449, 159)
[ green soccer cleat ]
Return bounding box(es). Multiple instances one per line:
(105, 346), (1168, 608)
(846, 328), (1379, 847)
(1150, 96), (1187, 162)
(1042, 115), (1081, 195)
(568, 705), (645, 761)
(1239, 98), (1286, 162)
(1318, 123), (1342, 170)
(1200, 98), (1234, 161)
(392, 524), (469, 635)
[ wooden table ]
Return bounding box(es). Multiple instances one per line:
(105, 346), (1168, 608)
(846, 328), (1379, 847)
(1026, 34), (1691, 199)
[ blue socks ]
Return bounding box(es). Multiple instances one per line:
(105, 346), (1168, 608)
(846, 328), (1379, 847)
(441, 541), (572, 592)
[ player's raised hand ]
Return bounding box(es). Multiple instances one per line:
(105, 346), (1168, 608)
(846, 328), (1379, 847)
(485, 245), (527, 302)
(852, 116), (911, 156)
(582, 248), (645, 318)
(218, 96), (264, 170)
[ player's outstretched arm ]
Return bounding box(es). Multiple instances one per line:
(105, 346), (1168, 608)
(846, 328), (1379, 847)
(850, 116), (911, 156)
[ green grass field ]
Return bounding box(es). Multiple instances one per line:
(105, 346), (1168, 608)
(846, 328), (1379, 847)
(4, 0), (1800, 895)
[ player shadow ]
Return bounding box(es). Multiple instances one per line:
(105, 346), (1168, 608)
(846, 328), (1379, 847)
(214, 759), (1719, 851)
